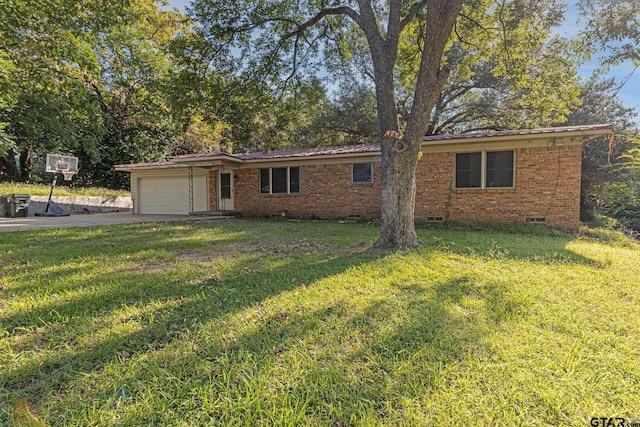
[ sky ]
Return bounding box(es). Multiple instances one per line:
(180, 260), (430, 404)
(165, 0), (639, 122)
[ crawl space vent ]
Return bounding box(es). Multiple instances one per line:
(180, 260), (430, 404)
(525, 217), (547, 224)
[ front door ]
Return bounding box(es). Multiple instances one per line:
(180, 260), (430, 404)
(219, 171), (234, 211)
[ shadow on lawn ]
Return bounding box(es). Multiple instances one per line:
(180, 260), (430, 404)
(86, 275), (520, 425)
(0, 233), (384, 420)
(0, 220), (602, 424)
(417, 227), (606, 267)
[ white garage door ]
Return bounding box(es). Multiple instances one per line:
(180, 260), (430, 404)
(137, 172), (208, 214)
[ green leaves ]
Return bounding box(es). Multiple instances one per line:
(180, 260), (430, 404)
(398, 0), (581, 133)
(0, 0), (195, 185)
(0, 53), (17, 156)
(577, 0), (640, 67)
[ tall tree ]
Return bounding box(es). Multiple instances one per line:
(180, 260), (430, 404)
(0, 0), (189, 186)
(566, 75), (640, 230)
(0, 0), (132, 180)
(302, 82), (378, 147)
(394, 0), (580, 134)
(77, 0), (185, 187)
(0, 52), (16, 158)
(195, 0), (464, 248)
(578, 0), (640, 67)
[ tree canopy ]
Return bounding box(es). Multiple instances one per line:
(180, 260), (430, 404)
(1, 0), (638, 237)
(578, 0), (640, 67)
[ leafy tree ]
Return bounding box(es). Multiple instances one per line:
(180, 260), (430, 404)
(194, 0), (464, 247)
(0, 0), (190, 187)
(165, 25), (332, 155)
(573, 1), (639, 231)
(0, 52), (16, 158)
(395, 0), (581, 134)
(422, 37), (581, 134)
(76, 0), (186, 187)
(0, 0), (137, 180)
(566, 75), (640, 231)
(577, 0), (640, 67)
(568, 76), (636, 186)
(301, 82), (378, 146)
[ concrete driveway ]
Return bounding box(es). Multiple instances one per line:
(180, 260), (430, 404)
(0, 212), (222, 232)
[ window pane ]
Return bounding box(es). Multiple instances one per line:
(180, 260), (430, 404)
(486, 151), (514, 187)
(455, 152), (481, 188)
(289, 167), (300, 193)
(220, 173), (231, 199)
(272, 168), (287, 193)
(353, 163), (372, 183)
(260, 169), (270, 193)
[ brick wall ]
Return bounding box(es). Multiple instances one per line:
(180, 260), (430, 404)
(415, 144), (583, 229)
(234, 163), (382, 219)
(222, 144), (583, 229)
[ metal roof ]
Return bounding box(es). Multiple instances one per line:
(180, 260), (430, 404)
(422, 124), (613, 143)
(115, 124), (612, 170)
(113, 161), (181, 170)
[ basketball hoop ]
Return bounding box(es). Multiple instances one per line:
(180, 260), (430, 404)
(61, 169), (76, 181)
(43, 153), (80, 215)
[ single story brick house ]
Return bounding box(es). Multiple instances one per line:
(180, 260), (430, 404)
(114, 124), (612, 230)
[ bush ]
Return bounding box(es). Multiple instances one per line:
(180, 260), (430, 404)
(584, 180), (640, 232)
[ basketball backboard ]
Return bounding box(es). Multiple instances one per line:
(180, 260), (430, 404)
(45, 154), (79, 173)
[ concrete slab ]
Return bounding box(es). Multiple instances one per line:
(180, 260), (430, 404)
(0, 212), (226, 232)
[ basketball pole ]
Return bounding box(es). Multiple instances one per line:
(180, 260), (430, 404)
(45, 175), (57, 214)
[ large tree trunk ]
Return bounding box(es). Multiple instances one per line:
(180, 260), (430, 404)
(368, 0), (463, 248)
(2, 150), (19, 180)
(19, 148), (31, 181)
(375, 138), (422, 248)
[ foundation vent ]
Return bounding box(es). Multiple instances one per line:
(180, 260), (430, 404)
(425, 216), (444, 222)
(525, 217), (547, 224)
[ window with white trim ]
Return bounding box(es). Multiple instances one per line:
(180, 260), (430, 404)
(455, 151), (514, 189)
(260, 167), (300, 194)
(352, 162), (373, 183)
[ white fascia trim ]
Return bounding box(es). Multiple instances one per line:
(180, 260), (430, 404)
(242, 151), (381, 164)
(114, 164), (186, 172)
(170, 156), (245, 164)
(421, 128), (612, 147)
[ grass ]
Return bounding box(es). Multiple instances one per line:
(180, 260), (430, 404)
(1, 219), (639, 426)
(0, 182), (130, 198)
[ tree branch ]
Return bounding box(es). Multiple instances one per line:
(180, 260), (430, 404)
(387, 0), (403, 49)
(458, 11), (499, 34)
(405, 0), (463, 141)
(433, 110), (471, 134)
(399, 0), (429, 32)
(454, 20), (484, 51)
(497, 0), (513, 69)
(356, 0), (384, 44)
(443, 84), (475, 106)
(222, 6), (363, 39)
(291, 6), (363, 37)
(241, 5), (364, 95)
(83, 73), (110, 117)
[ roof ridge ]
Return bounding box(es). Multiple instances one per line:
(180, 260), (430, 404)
(115, 124), (612, 169)
(422, 123), (612, 141)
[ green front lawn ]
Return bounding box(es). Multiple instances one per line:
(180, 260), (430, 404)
(1, 220), (638, 426)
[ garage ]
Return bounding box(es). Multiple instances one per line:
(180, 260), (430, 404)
(135, 169), (208, 214)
